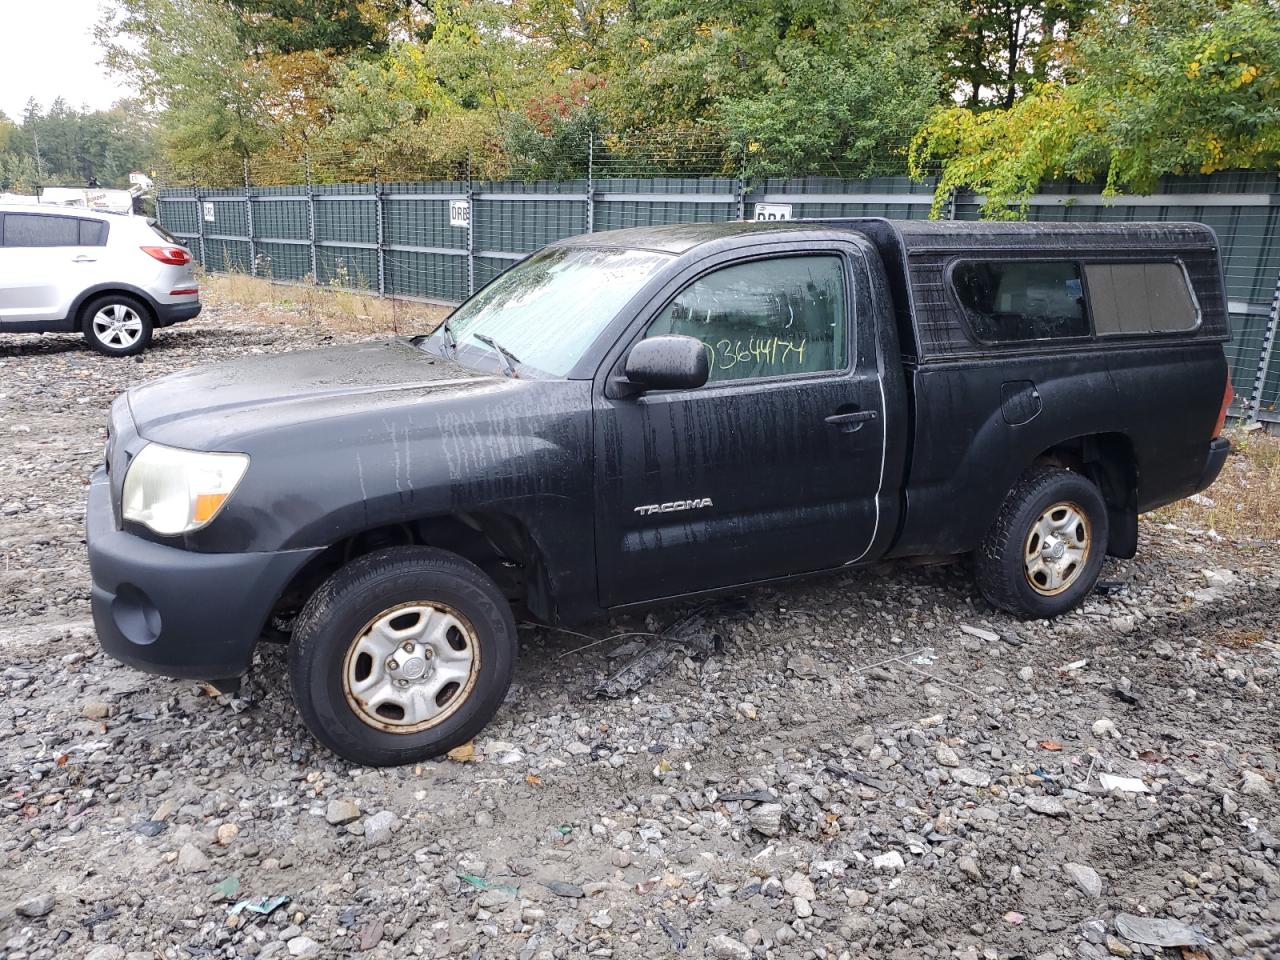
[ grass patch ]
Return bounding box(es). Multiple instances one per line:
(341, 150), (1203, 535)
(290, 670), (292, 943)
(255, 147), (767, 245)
(203, 272), (452, 337)
(1150, 425), (1280, 541)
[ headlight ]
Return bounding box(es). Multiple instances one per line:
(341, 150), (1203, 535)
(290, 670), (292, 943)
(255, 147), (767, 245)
(122, 443), (249, 535)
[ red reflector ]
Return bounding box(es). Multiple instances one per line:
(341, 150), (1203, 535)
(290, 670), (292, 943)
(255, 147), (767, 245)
(169, 288), (199, 296)
(141, 245), (192, 266)
(1214, 376), (1233, 438)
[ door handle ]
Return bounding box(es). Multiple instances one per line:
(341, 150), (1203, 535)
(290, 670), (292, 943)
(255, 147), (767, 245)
(825, 409), (878, 433)
(72, 255), (97, 263)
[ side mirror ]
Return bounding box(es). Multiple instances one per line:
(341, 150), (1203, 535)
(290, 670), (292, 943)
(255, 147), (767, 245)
(623, 335), (710, 392)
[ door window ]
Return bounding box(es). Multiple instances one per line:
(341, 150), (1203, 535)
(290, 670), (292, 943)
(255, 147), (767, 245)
(3, 213), (82, 247)
(645, 255), (848, 383)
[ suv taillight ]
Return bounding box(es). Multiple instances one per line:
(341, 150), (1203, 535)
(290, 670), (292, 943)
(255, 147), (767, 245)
(141, 245), (192, 266)
(1214, 376), (1234, 438)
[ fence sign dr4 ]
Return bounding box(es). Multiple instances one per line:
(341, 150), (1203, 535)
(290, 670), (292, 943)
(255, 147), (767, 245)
(754, 203), (792, 221)
(450, 199), (471, 228)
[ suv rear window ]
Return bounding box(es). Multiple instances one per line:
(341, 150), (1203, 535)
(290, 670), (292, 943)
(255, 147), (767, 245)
(148, 220), (180, 244)
(951, 260), (1088, 343)
(1085, 262), (1199, 334)
(3, 212), (82, 247)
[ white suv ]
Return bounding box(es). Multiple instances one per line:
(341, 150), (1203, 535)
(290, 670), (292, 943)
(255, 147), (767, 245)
(0, 203), (201, 355)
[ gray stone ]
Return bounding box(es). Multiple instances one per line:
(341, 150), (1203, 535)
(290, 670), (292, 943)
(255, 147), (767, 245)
(287, 935), (320, 957)
(957, 856), (982, 881)
(1026, 795), (1068, 817)
(953, 767), (991, 788)
(1063, 862), (1103, 898)
(325, 798), (360, 826)
(84, 948), (125, 960)
(1241, 771), (1270, 796)
(545, 880), (585, 898)
(783, 872), (815, 901)
(935, 744), (961, 767)
(709, 935), (751, 960)
(364, 810), (397, 846)
(177, 842), (211, 873)
(15, 894), (54, 918)
(748, 802), (783, 837)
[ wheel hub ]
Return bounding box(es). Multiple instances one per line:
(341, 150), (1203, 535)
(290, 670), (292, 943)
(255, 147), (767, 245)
(1024, 501), (1091, 597)
(341, 602), (480, 733)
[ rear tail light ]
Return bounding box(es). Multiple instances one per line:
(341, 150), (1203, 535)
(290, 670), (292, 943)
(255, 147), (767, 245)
(1214, 375), (1234, 438)
(141, 245), (192, 266)
(169, 287), (199, 296)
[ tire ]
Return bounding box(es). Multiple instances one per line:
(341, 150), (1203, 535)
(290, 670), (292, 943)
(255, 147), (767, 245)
(975, 466), (1109, 619)
(81, 292), (154, 356)
(288, 546), (517, 766)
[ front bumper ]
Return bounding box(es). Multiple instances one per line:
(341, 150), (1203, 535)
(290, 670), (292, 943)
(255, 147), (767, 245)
(86, 468), (321, 681)
(154, 300), (201, 326)
(1198, 437), (1231, 492)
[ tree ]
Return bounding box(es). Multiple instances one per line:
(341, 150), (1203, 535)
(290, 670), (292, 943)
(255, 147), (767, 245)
(912, 0), (1280, 216)
(224, 0), (433, 54)
(100, 0), (275, 181)
(599, 0), (951, 175)
(941, 0), (1096, 110)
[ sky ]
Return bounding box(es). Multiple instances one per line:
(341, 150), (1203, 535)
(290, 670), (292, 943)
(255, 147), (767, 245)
(0, 0), (135, 119)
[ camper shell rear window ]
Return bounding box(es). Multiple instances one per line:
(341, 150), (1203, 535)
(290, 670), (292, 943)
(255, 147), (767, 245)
(948, 257), (1200, 345)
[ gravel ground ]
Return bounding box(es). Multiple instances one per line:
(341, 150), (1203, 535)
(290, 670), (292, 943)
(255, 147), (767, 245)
(2, 302), (1279, 960)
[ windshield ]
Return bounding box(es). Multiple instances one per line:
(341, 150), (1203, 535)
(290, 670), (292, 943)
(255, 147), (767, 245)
(442, 245), (672, 376)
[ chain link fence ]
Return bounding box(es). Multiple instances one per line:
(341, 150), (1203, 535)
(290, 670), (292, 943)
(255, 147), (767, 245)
(155, 146), (1280, 425)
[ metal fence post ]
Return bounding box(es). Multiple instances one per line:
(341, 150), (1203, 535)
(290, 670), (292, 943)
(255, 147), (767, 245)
(305, 154), (317, 282)
(374, 175), (386, 297)
(735, 144), (747, 221)
(1247, 269), (1280, 422)
(243, 158), (256, 276)
(586, 134), (595, 233)
(466, 153), (475, 296)
(194, 180), (206, 268)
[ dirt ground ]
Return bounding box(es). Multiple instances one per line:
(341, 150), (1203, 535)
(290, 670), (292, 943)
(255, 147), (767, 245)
(1, 286), (1278, 960)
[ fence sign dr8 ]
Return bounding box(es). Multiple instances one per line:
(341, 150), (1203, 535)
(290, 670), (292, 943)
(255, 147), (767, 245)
(449, 199), (471, 228)
(754, 203), (792, 221)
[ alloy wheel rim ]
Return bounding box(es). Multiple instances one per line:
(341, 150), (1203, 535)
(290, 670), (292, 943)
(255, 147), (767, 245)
(1024, 500), (1091, 596)
(341, 602), (480, 733)
(92, 305), (143, 348)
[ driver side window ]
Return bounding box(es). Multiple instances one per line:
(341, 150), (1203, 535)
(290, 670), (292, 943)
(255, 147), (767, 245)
(645, 255), (848, 383)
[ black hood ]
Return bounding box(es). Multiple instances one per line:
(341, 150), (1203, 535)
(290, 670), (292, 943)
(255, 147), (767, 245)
(127, 340), (502, 449)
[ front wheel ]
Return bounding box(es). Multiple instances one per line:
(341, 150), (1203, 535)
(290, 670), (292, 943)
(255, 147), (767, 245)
(288, 546), (517, 766)
(82, 293), (154, 356)
(975, 466), (1109, 619)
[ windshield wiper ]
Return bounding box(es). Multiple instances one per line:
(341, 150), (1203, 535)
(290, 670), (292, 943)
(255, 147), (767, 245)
(474, 333), (522, 378)
(437, 319), (458, 356)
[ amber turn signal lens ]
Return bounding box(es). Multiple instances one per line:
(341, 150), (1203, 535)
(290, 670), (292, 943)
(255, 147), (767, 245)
(193, 493), (229, 523)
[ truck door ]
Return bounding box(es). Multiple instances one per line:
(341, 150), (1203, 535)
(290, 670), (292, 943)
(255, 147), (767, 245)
(593, 242), (887, 608)
(0, 211), (101, 325)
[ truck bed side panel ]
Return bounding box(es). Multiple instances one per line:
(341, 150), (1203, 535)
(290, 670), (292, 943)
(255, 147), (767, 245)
(888, 343), (1227, 558)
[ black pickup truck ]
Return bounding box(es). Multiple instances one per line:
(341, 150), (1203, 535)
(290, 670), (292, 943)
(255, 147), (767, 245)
(87, 219), (1233, 765)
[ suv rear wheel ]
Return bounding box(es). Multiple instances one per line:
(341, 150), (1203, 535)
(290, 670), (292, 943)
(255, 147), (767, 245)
(82, 292), (154, 356)
(288, 546), (517, 766)
(975, 466), (1109, 619)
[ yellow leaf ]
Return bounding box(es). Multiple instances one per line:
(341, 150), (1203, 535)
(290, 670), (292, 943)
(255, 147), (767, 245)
(447, 741), (476, 762)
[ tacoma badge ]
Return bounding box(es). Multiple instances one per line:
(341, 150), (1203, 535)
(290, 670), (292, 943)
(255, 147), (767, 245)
(633, 498), (713, 516)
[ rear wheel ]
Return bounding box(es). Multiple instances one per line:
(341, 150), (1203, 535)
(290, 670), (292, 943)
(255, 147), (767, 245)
(82, 293), (153, 356)
(975, 466), (1109, 619)
(288, 546), (517, 766)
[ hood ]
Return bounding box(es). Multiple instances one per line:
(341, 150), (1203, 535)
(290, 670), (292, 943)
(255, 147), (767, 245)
(128, 339), (502, 448)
